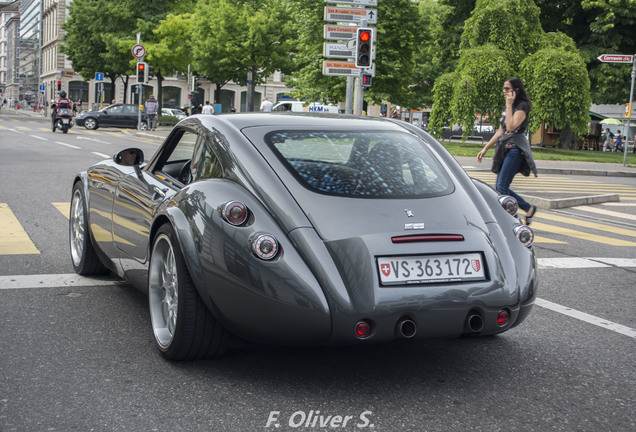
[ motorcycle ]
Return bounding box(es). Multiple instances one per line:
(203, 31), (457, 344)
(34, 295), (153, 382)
(52, 108), (74, 134)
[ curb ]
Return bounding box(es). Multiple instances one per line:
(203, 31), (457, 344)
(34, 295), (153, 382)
(523, 193), (620, 210)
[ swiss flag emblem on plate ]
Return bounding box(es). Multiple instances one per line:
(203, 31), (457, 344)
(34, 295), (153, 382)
(381, 263), (391, 277)
(471, 259), (481, 272)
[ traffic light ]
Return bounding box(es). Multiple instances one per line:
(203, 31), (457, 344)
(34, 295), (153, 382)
(136, 62), (146, 83)
(361, 73), (372, 88)
(191, 76), (200, 92)
(57, 81), (62, 91)
(147, 64), (154, 81)
(355, 27), (373, 68)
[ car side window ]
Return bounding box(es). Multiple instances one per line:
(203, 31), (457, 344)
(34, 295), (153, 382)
(152, 131), (199, 185)
(195, 144), (222, 181)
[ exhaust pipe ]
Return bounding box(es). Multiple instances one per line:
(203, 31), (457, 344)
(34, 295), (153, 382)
(465, 314), (484, 333)
(397, 319), (417, 338)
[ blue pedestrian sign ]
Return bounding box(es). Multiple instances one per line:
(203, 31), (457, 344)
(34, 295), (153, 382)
(39, 85), (46, 91)
(95, 72), (104, 81)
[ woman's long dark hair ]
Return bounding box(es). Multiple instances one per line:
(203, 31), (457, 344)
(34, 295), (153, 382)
(506, 77), (532, 111)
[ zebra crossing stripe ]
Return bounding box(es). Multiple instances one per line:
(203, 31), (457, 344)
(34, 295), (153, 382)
(0, 203), (40, 255)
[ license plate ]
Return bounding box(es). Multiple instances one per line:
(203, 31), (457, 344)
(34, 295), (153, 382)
(377, 253), (486, 285)
(62, 119), (70, 124)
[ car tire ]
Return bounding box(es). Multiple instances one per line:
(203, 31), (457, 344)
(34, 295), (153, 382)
(140, 121), (148, 131)
(84, 117), (98, 130)
(148, 224), (228, 360)
(69, 182), (108, 275)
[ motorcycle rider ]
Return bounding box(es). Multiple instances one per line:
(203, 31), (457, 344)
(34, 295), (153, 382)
(52, 91), (73, 129)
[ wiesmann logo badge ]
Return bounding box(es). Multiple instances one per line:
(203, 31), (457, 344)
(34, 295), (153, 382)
(404, 209), (414, 217)
(403, 209), (424, 230)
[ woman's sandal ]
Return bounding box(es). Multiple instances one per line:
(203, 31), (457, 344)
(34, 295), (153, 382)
(525, 205), (537, 226)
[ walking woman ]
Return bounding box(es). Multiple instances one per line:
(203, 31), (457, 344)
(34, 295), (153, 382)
(477, 77), (538, 225)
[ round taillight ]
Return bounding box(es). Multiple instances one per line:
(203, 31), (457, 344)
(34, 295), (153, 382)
(222, 201), (248, 226)
(251, 234), (279, 260)
(354, 321), (371, 338)
(514, 225), (534, 248)
(498, 195), (518, 217)
(497, 310), (510, 326)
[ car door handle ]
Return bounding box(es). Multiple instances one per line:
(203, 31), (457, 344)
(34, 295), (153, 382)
(151, 186), (167, 201)
(90, 179), (105, 188)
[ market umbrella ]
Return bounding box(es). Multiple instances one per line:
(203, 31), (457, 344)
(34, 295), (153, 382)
(600, 118), (623, 125)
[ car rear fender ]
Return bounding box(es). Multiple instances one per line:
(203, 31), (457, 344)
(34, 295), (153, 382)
(151, 181), (332, 345)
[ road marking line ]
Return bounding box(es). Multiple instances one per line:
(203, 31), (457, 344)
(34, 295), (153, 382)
(537, 257), (636, 269)
(530, 222), (636, 246)
(56, 141), (81, 149)
(571, 205), (636, 222)
(0, 274), (123, 289)
(29, 135), (47, 141)
(0, 203), (40, 255)
(52, 202), (70, 219)
(92, 152), (110, 158)
(537, 213), (636, 238)
(535, 298), (636, 339)
(602, 202), (636, 207)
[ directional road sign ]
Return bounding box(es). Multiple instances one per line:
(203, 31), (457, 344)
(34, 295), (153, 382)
(597, 54), (634, 63)
(324, 7), (377, 24)
(95, 72), (104, 81)
(325, 0), (377, 6)
(323, 43), (355, 59)
(324, 25), (358, 41)
(323, 61), (360, 77)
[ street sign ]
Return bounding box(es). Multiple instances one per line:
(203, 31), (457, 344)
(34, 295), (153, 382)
(597, 54), (634, 63)
(323, 43), (355, 59)
(324, 7), (377, 24)
(324, 25), (358, 40)
(323, 61), (360, 77)
(325, 0), (377, 6)
(132, 44), (146, 59)
(39, 85), (45, 91)
(95, 72), (104, 81)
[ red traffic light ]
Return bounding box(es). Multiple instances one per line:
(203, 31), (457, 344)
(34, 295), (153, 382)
(359, 31), (371, 42)
(138, 64), (145, 70)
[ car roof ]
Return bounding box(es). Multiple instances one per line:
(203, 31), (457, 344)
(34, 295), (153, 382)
(197, 112), (406, 131)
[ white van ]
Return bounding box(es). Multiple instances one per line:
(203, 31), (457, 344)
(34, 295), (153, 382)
(272, 101), (340, 114)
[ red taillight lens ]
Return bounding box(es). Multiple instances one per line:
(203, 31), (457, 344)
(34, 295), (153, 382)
(498, 195), (518, 217)
(354, 321), (371, 338)
(497, 310), (510, 326)
(222, 201), (248, 226)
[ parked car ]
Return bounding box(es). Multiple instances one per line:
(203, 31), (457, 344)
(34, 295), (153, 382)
(161, 107), (186, 120)
(75, 103), (148, 130)
(69, 113), (537, 360)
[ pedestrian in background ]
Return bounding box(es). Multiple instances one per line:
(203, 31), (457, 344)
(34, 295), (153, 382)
(201, 101), (214, 114)
(602, 128), (614, 152)
(145, 95), (158, 130)
(477, 77), (538, 225)
(614, 130), (623, 152)
(260, 97), (273, 112)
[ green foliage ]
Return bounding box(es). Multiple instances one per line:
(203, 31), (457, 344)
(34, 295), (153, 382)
(428, 73), (456, 138)
(520, 48), (592, 137)
(460, 0), (544, 67)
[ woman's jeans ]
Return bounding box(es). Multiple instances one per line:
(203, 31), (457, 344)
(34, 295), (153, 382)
(496, 147), (532, 212)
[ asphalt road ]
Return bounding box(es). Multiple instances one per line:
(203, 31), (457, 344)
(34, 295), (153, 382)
(0, 114), (634, 432)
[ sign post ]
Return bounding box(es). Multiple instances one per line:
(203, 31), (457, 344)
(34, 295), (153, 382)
(598, 54), (636, 165)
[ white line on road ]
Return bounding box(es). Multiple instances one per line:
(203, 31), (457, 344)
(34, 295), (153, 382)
(56, 141), (81, 149)
(572, 205), (636, 221)
(29, 135), (47, 141)
(538, 257), (636, 269)
(8, 129), (24, 134)
(535, 298), (636, 339)
(0, 273), (123, 289)
(77, 136), (110, 144)
(92, 152), (110, 158)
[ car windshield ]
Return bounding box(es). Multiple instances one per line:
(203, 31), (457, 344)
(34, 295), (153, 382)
(265, 130), (453, 198)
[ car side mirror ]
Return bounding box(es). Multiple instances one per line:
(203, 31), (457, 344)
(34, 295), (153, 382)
(114, 148), (144, 166)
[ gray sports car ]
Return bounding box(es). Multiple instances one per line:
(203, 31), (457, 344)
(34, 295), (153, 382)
(69, 113), (537, 360)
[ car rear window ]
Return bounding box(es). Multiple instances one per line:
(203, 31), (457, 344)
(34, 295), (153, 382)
(265, 130), (454, 198)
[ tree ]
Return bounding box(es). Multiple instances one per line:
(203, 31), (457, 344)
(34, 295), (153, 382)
(535, 0), (636, 103)
(429, 0), (591, 145)
(191, 0), (294, 111)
